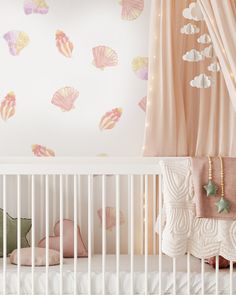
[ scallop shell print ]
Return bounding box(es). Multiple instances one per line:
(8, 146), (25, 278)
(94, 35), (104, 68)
(3, 31), (29, 56)
(0, 92), (16, 121)
(51, 87), (79, 111)
(97, 207), (125, 231)
(24, 0), (49, 15)
(56, 30), (74, 58)
(92, 46), (118, 70)
(138, 96), (147, 112)
(32, 144), (55, 157)
(132, 57), (148, 80)
(119, 0), (144, 21)
(99, 108), (122, 130)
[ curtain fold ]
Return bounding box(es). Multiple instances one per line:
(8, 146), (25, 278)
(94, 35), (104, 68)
(198, 0), (236, 111)
(143, 0), (236, 157)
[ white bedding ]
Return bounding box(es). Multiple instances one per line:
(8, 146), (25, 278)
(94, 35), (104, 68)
(0, 255), (235, 295)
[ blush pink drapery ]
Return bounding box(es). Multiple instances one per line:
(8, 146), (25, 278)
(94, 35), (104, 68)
(198, 0), (236, 111)
(143, 0), (236, 157)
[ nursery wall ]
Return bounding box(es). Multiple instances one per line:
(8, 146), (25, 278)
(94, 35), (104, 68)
(0, 0), (150, 157)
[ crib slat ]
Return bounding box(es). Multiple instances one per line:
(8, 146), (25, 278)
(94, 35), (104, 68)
(45, 175), (49, 295)
(102, 175), (106, 295)
(74, 175), (78, 295)
(88, 175), (92, 295)
(215, 255), (219, 295)
(130, 175), (134, 295)
(187, 252), (191, 295)
(158, 176), (163, 295)
(230, 260), (233, 295)
(201, 258), (205, 295)
(140, 175), (144, 255)
(173, 258), (177, 295)
(31, 175), (35, 295)
(144, 175), (148, 295)
(3, 175), (7, 295)
(116, 175), (120, 295)
(17, 175), (21, 295)
(152, 175), (156, 255)
(59, 175), (63, 295)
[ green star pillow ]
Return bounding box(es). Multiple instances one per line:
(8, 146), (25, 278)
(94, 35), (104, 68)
(0, 209), (31, 257)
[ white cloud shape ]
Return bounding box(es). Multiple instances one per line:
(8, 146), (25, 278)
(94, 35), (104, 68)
(208, 62), (221, 72)
(190, 74), (212, 88)
(197, 34), (212, 44)
(183, 2), (204, 21)
(201, 45), (214, 58)
(183, 49), (204, 62)
(180, 23), (200, 35)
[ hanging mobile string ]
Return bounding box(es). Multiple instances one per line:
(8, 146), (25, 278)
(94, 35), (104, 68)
(216, 156), (230, 213)
(203, 155), (218, 196)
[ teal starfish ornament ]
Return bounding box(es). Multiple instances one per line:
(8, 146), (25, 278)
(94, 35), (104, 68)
(203, 180), (218, 196)
(216, 197), (230, 213)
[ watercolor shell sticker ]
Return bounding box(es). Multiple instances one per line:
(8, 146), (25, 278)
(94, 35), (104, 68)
(32, 144), (55, 157)
(99, 108), (122, 130)
(56, 31), (74, 58)
(138, 96), (147, 112)
(51, 87), (79, 111)
(0, 92), (16, 121)
(92, 46), (118, 70)
(97, 207), (125, 231)
(3, 31), (30, 56)
(132, 57), (148, 80)
(24, 0), (49, 15)
(119, 0), (144, 21)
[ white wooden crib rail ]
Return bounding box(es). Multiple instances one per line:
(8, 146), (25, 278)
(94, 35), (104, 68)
(0, 157), (234, 295)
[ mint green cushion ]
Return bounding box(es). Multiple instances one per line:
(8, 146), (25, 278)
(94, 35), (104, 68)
(0, 209), (31, 257)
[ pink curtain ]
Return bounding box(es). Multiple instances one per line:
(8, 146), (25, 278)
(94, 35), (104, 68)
(143, 0), (236, 157)
(198, 0), (236, 111)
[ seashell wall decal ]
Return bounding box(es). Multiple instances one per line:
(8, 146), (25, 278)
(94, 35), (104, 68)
(190, 74), (212, 88)
(0, 92), (16, 121)
(56, 30), (74, 58)
(138, 96), (147, 112)
(51, 86), (79, 111)
(3, 31), (30, 56)
(132, 57), (148, 80)
(32, 144), (55, 157)
(97, 207), (125, 231)
(92, 46), (118, 70)
(24, 0), (49, 15)
(99, 108), (122, 130)
(119, 0), (144, 21)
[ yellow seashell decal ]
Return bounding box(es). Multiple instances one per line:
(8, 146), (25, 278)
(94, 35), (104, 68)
(119, 0), (144, 21)
(3, 31), (30, 56)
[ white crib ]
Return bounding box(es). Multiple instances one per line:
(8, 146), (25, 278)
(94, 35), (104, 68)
(0, 157), (235, 295)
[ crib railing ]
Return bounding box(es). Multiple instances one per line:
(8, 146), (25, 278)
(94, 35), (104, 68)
(0, 157), (161, 295)
(0, 157), (234, 295)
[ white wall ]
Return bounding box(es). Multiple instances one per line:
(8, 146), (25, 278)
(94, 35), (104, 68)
(0, 0), (150, 157)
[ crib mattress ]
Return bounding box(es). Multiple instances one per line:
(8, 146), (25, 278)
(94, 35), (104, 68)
(0, 255), (235, 295)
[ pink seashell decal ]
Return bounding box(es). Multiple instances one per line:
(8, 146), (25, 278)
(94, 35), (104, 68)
(92, 46), (118, 70)
(56, 30), (74, 58)
(138, 96), (147, 112)
(99, 108), (122, 130)
(119, 0), (144, 21)
(0, 92), (16, 121)
(3, 31), (30, 56)
(51, 87), (79, 111)
(132, 56), (148, 80)
(32, 144), (55, 157)
(24, 0), (49, 15)
(97, 207), (125, 231)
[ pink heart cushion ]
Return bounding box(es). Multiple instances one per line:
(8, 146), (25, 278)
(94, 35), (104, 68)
(38, 219), (87, 258)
